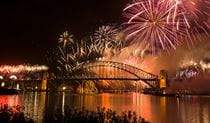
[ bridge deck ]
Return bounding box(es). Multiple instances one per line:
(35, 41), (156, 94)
(0, 78), (159, 82)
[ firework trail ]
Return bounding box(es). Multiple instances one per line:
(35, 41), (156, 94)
(123, 0), (209, 53)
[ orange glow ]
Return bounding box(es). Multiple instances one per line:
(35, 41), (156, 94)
(160, 97), (167, 118)
(0, 96), (8, 105)
(139, 94), (153, 121)
(0, 96), (22, 107)
(101, 93), (111, 108)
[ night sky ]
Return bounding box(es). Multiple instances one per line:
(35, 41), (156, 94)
(0, 0), (128, 65)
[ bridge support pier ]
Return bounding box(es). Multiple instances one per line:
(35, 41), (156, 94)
(159, 70), (168, 89)
(41, 72), (49, 91)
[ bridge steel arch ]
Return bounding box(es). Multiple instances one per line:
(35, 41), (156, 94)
(71, 60), (159, 88)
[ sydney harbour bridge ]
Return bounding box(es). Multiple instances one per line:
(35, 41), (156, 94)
(0, 60), (167, 91)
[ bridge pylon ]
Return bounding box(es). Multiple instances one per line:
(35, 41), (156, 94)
(41, 72), (49, 91)
(159, 70), (168, 89)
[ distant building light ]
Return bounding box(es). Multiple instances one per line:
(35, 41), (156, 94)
(0, 76), (3, 79)
(35, 86), (38, 89)
(10, 75), (17, 80)
(1, 82), (5, 87)
(16, 83), (20, 90)
(62, 86), (66, 90)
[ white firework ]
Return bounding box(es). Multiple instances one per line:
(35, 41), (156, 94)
(57, 38), (104, 73)
(94, 25), (119, 49)
(58, 31), (74, 47)
(56, 27), (123, 73)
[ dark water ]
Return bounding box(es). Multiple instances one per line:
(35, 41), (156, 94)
(0, 92), (210, 123)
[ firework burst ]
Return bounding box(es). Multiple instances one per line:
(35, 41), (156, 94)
(163, 0), (210, 46)
(58, 31), (74, 47)
(123, 0), (209, 53)
(57, 26), (124, 74)
(123, 0), (182, 53)
(93, 25), (122, 49)
(57, 31), (105, 73)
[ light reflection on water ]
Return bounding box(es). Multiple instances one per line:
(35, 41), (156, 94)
(0, 92), (210, 123)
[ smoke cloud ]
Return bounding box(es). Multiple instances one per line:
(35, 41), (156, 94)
(110, 34), (210, 90)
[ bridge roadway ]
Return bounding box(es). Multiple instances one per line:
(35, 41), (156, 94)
(0, 78), (159, 83)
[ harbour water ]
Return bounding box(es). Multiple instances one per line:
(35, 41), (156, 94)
(0, 92), (210, 123)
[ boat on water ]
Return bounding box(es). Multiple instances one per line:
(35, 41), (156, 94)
(0, 87), (20, 95)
